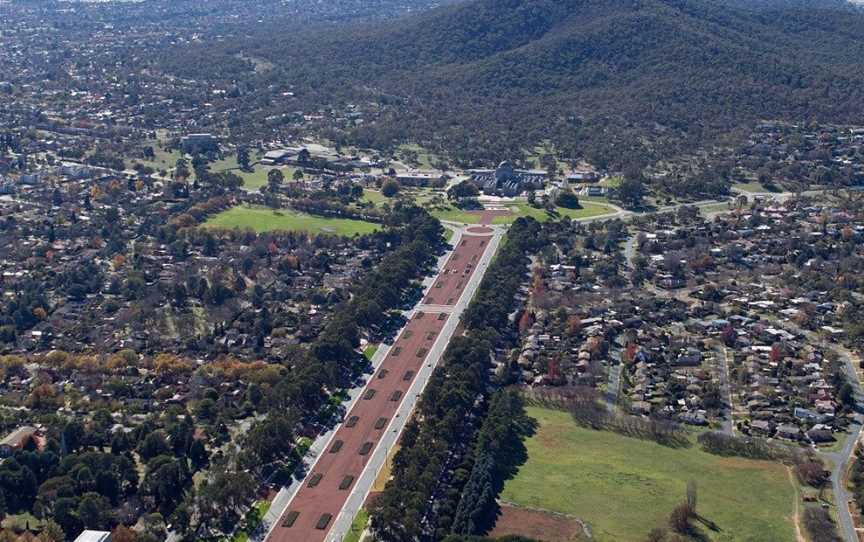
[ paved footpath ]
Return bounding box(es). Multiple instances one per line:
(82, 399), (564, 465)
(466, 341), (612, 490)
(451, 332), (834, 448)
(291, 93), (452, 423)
(261, 224), (503, 542)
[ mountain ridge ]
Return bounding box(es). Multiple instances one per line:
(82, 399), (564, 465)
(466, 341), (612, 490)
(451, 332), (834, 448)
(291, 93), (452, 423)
(207, 0), (864, 164)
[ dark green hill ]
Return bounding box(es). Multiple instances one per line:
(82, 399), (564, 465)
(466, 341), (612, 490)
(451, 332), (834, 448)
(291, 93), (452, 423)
(241, 0), (864, 165)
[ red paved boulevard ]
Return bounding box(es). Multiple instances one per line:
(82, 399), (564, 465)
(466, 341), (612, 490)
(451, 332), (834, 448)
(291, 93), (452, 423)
(266, 230), (493, 542)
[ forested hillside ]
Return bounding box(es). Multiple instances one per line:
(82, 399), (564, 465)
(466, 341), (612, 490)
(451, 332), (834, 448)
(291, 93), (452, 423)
(158, 0), (864, 167)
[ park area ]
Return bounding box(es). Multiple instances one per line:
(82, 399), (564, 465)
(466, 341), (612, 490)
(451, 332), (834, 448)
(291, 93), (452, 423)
(496, 407), (797, 542)
(361, 189), (617, 225)
(203, 205), (381, 236)
(431, 201), (616, 224)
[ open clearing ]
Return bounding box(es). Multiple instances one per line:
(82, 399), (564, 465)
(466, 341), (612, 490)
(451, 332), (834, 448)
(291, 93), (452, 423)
(211, 155), (299, 191)
(499, 407), (796, 542)
(428, 202), (617, 225)
(203, 206), (380, 236)
(493, 202), (615, 224)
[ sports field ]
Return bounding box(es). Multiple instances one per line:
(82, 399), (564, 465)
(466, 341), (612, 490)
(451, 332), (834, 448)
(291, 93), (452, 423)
(499, 407), (796, 542)
(203, 206), (380, 236)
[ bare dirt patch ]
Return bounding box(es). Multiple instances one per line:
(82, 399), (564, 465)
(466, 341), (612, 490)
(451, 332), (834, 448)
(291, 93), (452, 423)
(469, 209), (511, 225)
(491, 503), (586, 542)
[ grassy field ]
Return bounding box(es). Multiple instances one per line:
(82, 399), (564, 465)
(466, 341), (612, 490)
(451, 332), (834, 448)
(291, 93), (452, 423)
(698, 202), (735, 216)
(203, 206), (381, 236)
(396, 143), (438, 170)
(500, 407), (796, 542)
(429, 201), (616, 225)
(1, 513), (45, 531)
(495, 202), (616, 224)
(734, 181), (769, 193)
(135, 142), (182, 173)
(600, 175), (624, 188)
(361, 189), (392, 206)
(210, 155), (299, 191)
(344, 509), (370, 542)
(431, 207), (485, 223)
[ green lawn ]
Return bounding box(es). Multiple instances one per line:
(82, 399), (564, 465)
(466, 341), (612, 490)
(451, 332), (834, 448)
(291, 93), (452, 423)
(599, 175), (624, 188)
(344, 508), (370, 542)
(396, 143), (438, 170)
(361, 189), (392, 206)
(698, 202), (735, 216)
(432, 207), (484, 224)
(364, 344), (379, 360)
(210, 155), (299, 191)
(1, 513), (45, 531)
(430, 202), (616, 225)
(734, 181), (769, 193)
(203, 206), (381, 236)
(135, 142), (182, 173)
(500, 407), (796, 542)
(495, 202), (616, 224)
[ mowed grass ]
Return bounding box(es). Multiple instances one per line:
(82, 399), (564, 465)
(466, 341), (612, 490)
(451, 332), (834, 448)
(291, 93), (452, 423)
(203, 206), (380, 236)
(135, 142), (182, 172)
(494, 202), (616, 224)
(344, 509), (370, 542)
(734, 181), (769, 193)
(361, 189), (392, 206)
(364, 344), (379, 360)
(211, 155), (299, 191)
(500, 407), (796, 542)
(431, 202), (616, 225)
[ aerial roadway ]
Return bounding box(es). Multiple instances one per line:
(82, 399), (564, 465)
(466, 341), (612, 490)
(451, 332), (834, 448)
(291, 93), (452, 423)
(263, 223), (503, 542)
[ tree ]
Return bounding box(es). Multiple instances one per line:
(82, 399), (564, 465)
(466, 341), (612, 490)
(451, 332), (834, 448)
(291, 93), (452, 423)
(840, 382), (856, 409)
(110, 525), (137, 542)
(555, 189), (580, 209)
(174, 158), (190, 181)
(236, 146), (250, 170)
(447, 181), (479, 201)
(267, 168), (284, 190)
(142, 456), (189, 516)
(669, 503), (693, 535)
(381, 179), (401, 198)
(686, 480), (697, 514)
(62, 420), (85, 453)
(196, 471), (255, 531)
(189, 439), (209, 471)
(38, 520), (65, 542)
(0, 458), (37, 511)
(78, 492), (111, 529)
(138, 432), (170, 461)
(293, 168), (304, 181)
(53, 497), (82, 537)
(617, 176), (646, 209)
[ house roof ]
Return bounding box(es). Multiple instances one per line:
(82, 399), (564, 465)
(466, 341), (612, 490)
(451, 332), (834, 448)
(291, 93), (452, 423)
(0, 425), (37, 448)
(73, 531), (111, 542)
